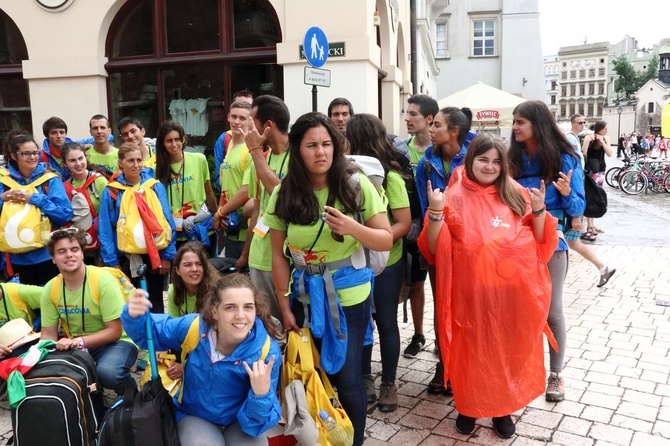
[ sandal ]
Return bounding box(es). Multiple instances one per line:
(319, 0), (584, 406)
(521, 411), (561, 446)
(590, 226), (605, 234)
(580, 231), (597, 242)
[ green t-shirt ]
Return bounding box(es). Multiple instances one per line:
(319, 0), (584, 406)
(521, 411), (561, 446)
(165, 152), (211, 239)
(40, 266), (132, 344)
(86, 147), (119, 174)
(407, 136), (427, 169)
(220, 142), (251, 242)
(166, 284), (199, 318)
(248, 150), (290, 271)
(264, 175), (386, 306)
(0, 283), (42, 326)
(385, 170), (410, 265)
(71, 173), (108, 215)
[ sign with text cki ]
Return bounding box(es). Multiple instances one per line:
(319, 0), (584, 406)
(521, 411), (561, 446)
(476, 110), (500, 120)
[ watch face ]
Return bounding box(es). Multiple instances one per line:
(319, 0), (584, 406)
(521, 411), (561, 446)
(35, 0), (74, 12)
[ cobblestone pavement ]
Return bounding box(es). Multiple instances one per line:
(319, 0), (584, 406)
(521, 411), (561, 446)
(1, 195), (669, 445)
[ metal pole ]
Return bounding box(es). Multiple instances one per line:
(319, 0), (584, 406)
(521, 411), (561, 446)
(312, 85), (318, 112)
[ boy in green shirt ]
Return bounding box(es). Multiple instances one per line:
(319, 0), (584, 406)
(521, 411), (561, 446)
(40, 228), (138, 394)
(86, 114), (119, 175)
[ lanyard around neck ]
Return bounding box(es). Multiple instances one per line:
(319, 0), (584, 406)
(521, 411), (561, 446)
(62, 268), (88, 336)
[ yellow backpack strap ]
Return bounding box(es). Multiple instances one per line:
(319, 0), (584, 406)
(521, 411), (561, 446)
(177, 316), (201, 403)
(27, 171), (58, 188)
(49, 274), (70, 337)
(0, 175), (20, 189)
(259, 335), (271, 362)
(142, 178), (159, 189)
(179, 316), (201, 363)
(87, 266), (101, 306)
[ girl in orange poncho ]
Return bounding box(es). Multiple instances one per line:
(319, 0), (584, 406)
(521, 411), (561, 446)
(417, 134), (558, 438)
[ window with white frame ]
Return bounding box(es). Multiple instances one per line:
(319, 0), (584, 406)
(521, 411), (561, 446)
(472, 18), (495, 56)
(436, 22), (447, 58)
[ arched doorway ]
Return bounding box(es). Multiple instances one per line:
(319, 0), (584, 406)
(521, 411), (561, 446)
(0, 9), (31, 138)
(105, 0), (283, 147)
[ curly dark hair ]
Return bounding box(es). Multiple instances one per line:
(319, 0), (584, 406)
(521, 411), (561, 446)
(272, 112), (359, 225)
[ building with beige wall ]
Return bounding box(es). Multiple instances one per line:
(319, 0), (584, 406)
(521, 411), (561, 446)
(0, 0), (414, 146)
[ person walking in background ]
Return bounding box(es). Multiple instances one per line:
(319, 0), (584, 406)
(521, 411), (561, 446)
(565, 116), (616, 287)
(418, 133), (558, 438)
(509, 100), (586, 403)
(581, 121), (612, 238)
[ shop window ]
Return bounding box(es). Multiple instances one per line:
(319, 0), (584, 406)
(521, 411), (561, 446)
(166, 0), (219, 54)
(111, 1), (154, 58)
(233, 0), (280, 49)
(106, 0), (282, 148)
(0, 10), (31, 136)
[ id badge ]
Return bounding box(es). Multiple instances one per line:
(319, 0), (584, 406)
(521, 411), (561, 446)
(288, 245), (307, 267)
(173, 214), (183, 232)
(253, 215), (270, 238)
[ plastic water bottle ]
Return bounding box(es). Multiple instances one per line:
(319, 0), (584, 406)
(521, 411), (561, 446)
(319, 410), (352, 446)
(119, 277), (135, 300)
(224, 211), (239, 236)
(118, 213), (126, 227)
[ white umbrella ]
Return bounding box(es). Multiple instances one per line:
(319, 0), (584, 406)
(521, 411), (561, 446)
(437, 82), (525, 127)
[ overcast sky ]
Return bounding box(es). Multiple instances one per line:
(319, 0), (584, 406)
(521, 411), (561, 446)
(539, 0), (670, 56)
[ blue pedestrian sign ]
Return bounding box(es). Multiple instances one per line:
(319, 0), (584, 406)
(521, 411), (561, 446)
(304, 27), (328, 68)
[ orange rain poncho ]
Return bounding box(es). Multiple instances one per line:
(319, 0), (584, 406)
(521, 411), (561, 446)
(418, 167), (558, 418)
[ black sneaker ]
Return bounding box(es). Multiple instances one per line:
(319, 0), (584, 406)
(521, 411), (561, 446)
(492, 415), (516, 438)
(403, 334), (426, 358)
(455, 414), (476, 434)
(427, 361), (445, 394)
(364, 374), (377, 403)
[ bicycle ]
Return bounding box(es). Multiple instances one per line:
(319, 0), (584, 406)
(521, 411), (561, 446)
(618, 158), (670, 195)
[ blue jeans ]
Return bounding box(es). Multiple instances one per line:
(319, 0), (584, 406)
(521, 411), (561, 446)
(293, 296), (370, 446)
(362, 260), (402, 383)
(89, 340), (138, 394)
(178, 416), (267, 446)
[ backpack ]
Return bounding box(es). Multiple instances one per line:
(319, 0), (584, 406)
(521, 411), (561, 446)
(12, 348), (101, 446)
(345, 155), (390, 275)
(49, 266), (135, 337)
(583, 173), (608, 218)
(64, 172), (103, 251)
(107, 178), (172, 255)
(0, 169), (58, 253)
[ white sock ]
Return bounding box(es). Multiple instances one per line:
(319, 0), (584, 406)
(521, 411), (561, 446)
(599, 266), (608, 275)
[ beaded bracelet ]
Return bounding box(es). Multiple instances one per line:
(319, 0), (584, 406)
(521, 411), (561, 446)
(428, 212), (444, 222)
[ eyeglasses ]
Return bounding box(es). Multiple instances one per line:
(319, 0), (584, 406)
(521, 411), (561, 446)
(17, 151), (40, 159)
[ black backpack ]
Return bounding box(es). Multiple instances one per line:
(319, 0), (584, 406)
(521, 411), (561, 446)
(583, 173), (607, 218)
(97, 378), (181, 446)
(12, 349), (102, 446)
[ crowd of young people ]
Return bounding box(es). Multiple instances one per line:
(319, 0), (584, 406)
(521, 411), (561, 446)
(0, 93), (599, 443)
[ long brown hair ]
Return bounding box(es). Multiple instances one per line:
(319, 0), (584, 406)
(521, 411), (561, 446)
(464, 133), (527, 218)
(201, 273), (279, 339)
(172, 242), (219, 312)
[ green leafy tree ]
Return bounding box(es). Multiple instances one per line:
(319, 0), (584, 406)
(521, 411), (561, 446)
(613, 56), (639, 100)
(613, 54), (659, 100)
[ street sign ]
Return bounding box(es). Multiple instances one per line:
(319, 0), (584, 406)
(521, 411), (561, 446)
(299, 42), (345, 60)
(304, 67), (331, 88)
(303, 27), (328, 68)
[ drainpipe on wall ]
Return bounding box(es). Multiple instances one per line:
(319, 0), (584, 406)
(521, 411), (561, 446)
(410, 0), (417, 95)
